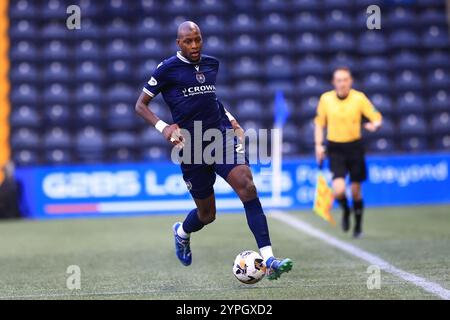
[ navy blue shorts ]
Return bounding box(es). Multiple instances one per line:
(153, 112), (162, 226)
(180, 130), (248, 199)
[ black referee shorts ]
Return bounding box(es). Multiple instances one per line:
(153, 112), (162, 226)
(326, 139), (367, 183)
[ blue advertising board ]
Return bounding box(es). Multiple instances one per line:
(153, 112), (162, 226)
(15, 153), (450, 219)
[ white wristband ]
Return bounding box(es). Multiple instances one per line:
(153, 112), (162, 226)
(225, 111), (235, 122)
(155, 120), (169, 133)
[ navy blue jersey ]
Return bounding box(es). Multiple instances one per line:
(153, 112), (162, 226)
(143, 52), (226, 132)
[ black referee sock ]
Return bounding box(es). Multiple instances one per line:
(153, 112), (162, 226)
(353, 199), (364, 235)
(337, 196), (350, 215)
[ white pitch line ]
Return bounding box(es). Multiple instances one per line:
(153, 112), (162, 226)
(269, 210), (450, 300)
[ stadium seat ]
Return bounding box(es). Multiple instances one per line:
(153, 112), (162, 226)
(10, 62), (38, 84)
(360, 56), (390, 72)
(323, 0), (352, 10)
(422, 26), (450, 49)
(9, 41), (37, 62)
(75, 61), (104, 82)
(105, 18), (132, 39)
(9, 20), (37, 40)
(76, 103), (103, 125)
(231, 35), (260, 57)
(431, 112), (450, 134)
(73, 19), (102, 40)
(327, 32), (355, 52)
(419, 9), (448, 27)
(296, 55), (328, 76)
(396, 92), (425, 114)
(10, 128), (40, 150)
(293, 13), (322, 32)
(43, 127), (72, 149)
(259, 0), (290, 13)
(369, 93), (394, 115)
(427, 69), (450, 90)
(424, 51), (450, 68)
(73, 40), (102, 61)
(391, 51), (422, 71)
(325, 9), (353, 31)
(398, 114), (427, 136)
(291, 0), (321, 11)
(328, 53), (357, 73)
(141, 146), (170, 162)
(106, 84), (135, 105)
(10, 84), (38, 105)
(203, 36), (227, 57)
(40, 0), (68, 19)
(231, 57), (261, 79)
(45, 149), (73, 165)
(9, 0), (37, 19)
(297, 76), (329, 97)
(434, 135), (450, 150)
(105, 39), (133, 60)
(42, 84), (70, 105)
(264, 34), (291, 55)
(264, 55), (293, 80)
(44, 104), (71, 125)
(264, 13), (290, 33)
(234, 81), (264, 100)
(107, 132), (138, 162)
(230, 14), (260, 35)
(401, 137), (428, 152)
(108, 60), (132, 82)
(9, 105), (41, 129)
(12, 149), (40, 166)
(197, 0), (227, 15)
(74, 83), (102, 104)
(389, 30), (420, 49)
(386, 7), (416, 29)
(294, 32), (323, 54)
(298, 96), (320, 119)
(362, 72), (391, 93)
(40, 22), (69, 41)
(369, 118), (395, 138)
(108, 103), (137, 130)
(234, 100), (265, 122)
(394, 70), (423, 92)
(358, 32), (387, 55)
(429, 90), (450, 112)
(140, 127), (168, 147)
(75, 126), (106, 163)
(105, 0), (134, 17)
(43, 62), (71, 83)
(199, 15), (226, 36)
(367, 138), (396, 153)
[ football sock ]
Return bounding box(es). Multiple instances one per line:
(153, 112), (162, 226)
(181, 209), (204, 235)
(353, 199), (364, 230)
(259, 245), (274, 262)
(337, 195), (350, 215)
(176, 223), (189, 239)
(243, 197), (272, 249)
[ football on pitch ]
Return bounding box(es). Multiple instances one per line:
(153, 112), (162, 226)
(232, 250), (266, 284)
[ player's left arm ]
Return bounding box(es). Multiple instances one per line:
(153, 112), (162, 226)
(224, 107), (244, 142)
(361, 93), (383, 132)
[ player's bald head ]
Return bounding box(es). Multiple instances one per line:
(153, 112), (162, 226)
(177, 21), (201, 39)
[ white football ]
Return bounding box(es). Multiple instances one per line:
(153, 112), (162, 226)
(232, 250), (266, 284)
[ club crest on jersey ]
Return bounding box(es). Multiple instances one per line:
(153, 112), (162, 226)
(148, 77), (158, 86)
(195, 72), (206, 84)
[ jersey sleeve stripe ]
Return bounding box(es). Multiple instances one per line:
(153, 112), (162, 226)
(142, 87), (155, 97)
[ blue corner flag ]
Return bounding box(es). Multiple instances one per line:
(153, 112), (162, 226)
(274, 90), (289, 128)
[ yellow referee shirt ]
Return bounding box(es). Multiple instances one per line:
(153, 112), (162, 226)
(314, 89), (382, 143)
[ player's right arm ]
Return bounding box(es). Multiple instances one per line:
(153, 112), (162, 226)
(135, 62), (184, 147)
(314, 95), (327, 164)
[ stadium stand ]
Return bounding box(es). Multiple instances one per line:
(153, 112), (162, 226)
(6, 0), (450, 165)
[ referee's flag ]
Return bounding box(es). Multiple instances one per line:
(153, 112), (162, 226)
(313, 169), (336, 225)
(273, 90), (289, 127)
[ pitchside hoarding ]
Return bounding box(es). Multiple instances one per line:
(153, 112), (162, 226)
(15, 153), (450, 219)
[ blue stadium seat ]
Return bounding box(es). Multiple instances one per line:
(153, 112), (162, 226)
(9, 20), (37, 40)
(105, 0), (134, 17)
(136, 38), (166, 60)
(165, 0), (191, 15)
(422, 26), (450, 49)
(386, 7), (416, 28)
(398, 114), (427, 136)
(389, 30), (420, 49)
(199, 15), (226, 36)
(40, 22), (69, 41)
(43, 84), (70, 105)
(43, 127), (72, 149)
(292, 0), (321, 11)
(328, 53), (357, 73)
(40, 0), (68, 19)
(45, 149), (73, 165)
(427, 69), (450, 90)
(362, 72), (391, 93)
(73, 19), (101, 40)
(234, 100), (264, 122)
(325, 9), (353, 31)
(76, 103), (103, 125)
(259, 0), (290, 13)
(424, 51), (450, 68)
(293, 12), (322, 32)
(369, 118), (395, 138)
(135, 17), (165, 39)
(43, 62), (71, 83)
(234, 81), (264, 100)
(358, 32), (387, 55)
(231, 57), (261, 79)
(360, 56), (390, 72)
(417, 0), (445, 7)
(391, 51), (422, 70)
(10, 128), (40, 150)
(41, 40), (70, 61)
(431, 112), (450, 134)
(105, 39), (132, 60)
(369, 93), (393, 115)
(78, 0), (102, 18)
(203, 36), (227, 57)
(74, 83), (102, 104)
(294, 32), (323, 54)
(231, 35), (260, 56)
(394, 70), (423, 92)
(10, 41), (37, 62)
(197, 0), (227, 14)
(10, 62), (38, 84)
(434, 135), (450, 151)
(296, 55), (328, 76)
(401, 137), (428, 152)
(105, 18), (132, 38)
(230, 14), (260, 35)
(141, 146), (170, 162)
(44, 104), (71, 125)
(11, 84), (38, 105)
(265, 34), (291, 54)
(106, 84), (135, 104)
(429, 90), (450, 112)
(419, 9), (448, 27)
(75, 126), (105, 163)
(75, 61), (103, 82)
(13, 149), (40, 166)
(9, 0), (37, 19)
(299, 121), (315, 149)
(10, 105), (41, 129)
(265, 82), (296, 99)
(298, 96), (320, 118)
(138, 0), (161, 15)
(107, 132), (138, 162)
(108, 60), (132, 81)
(367, 138), (395, 153)
(397, 92), (425, 114)
(297, 76), (328, 97)
(136, 59), (160, 83)
(327, 32), (355, 52)
(323, 0), (352, 9)
(73, 40), (102, 61)
(264, 55), (293, 80)
(140, 127), (169, 147)
(108, 103), (137, 130)
(264, 13), (290, 33)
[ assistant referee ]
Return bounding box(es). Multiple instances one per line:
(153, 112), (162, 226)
(314, 67), (382, 238)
